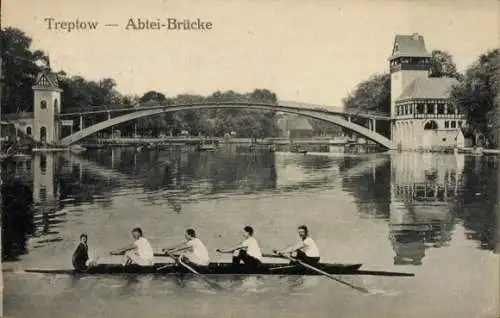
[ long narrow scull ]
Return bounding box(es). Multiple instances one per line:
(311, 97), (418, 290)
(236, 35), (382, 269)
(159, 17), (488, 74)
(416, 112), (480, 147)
(21, 262), (414, 277)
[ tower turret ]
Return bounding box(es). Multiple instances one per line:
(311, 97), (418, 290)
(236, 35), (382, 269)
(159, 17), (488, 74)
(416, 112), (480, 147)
(389, 33), (431, 117)
(32, 71), (62, 144)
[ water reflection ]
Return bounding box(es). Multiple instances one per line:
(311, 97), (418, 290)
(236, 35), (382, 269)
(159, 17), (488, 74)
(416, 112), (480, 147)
(1, 148), (497, 265)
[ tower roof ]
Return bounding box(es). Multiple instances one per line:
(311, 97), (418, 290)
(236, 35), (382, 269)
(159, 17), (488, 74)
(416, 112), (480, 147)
(389, 33), (432, 61)
(33, 71), (60, 88)
(397, 77), (459, 101)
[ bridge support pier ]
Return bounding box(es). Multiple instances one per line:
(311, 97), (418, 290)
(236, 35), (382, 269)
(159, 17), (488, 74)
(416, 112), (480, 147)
(366, 119), (377, 132)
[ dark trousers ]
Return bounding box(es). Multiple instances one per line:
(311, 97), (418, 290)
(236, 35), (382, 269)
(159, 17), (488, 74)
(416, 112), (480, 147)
(232, 250), (261, 268)
(291, 250), (320, 264)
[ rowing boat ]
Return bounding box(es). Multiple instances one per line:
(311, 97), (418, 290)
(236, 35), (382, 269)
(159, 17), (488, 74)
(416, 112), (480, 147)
(22, 262), (414, 277)
(24, 262), (361, 275)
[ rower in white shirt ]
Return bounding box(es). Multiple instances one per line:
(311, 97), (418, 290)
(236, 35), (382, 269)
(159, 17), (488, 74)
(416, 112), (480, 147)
(217, 226), (262, 268)
(163, 229), (210, 266)
(276, 225), (320, 264)
(111, 227), (155, 266)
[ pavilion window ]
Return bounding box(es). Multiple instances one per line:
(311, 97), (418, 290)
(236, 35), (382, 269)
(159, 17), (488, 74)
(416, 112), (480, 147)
(426, 103), (434, 115)
(417, 103), (425, 114)
(451, 121), (456, 128)
(445, 121), (449, 128)
(458, 121), (462, 128)
(437, 103), (445, 115)
(448, 104), (456, 115)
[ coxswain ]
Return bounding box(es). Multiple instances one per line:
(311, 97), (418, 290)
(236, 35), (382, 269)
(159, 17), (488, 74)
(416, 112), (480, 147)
(163, 229), (210, 266)
(217, 226), (262, 268)
(275, 225), (320, 264)
(111, 227), (155, 266)
(72, 233), (94, 271)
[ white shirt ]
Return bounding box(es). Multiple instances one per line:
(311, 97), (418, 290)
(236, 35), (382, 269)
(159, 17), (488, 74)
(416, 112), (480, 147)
(134, 237), (154, 262)
(186, 238), (210, 265)
(296, 237), (320, 257)
(242, 237), (262, 260)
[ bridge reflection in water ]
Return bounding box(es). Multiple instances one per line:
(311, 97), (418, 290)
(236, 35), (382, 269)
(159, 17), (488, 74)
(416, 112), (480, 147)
(1, 148), (497, 265)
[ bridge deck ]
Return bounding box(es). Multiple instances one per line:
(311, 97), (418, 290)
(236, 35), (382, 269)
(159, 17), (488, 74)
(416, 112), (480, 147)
(57, 100), (391, 121)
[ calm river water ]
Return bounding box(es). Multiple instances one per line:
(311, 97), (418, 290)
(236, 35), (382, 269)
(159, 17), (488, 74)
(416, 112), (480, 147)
(2, 147), (499, 318)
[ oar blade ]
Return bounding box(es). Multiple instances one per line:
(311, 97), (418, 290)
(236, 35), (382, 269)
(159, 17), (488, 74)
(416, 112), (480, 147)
(165, 251), (227, 292)
(273, 251), (370, 293)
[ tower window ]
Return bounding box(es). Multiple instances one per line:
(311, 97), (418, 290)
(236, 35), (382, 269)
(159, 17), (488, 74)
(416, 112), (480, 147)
(445, 121), (449, 128)
(40, 126), (47, 143)
(40, 100), (47, 110)
(54, 99), (59, 111)
(26, 126), (32, 135)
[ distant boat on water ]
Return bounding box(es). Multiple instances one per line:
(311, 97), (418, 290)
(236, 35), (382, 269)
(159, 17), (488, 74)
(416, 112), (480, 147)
(291, 148), (307, 154)
(196, 144), (216, 152)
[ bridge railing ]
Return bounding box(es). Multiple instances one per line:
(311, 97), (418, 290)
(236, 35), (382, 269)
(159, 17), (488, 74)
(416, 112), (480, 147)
(59, 100), (391, 120)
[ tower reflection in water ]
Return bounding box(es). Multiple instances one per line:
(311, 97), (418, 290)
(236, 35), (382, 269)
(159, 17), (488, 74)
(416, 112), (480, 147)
(389, 153), (464, 265)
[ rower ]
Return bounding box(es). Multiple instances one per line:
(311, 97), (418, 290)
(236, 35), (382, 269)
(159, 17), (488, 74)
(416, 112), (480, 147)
(163, 229), (210, 266)
(275, 225), (320, 264)
(72, 233), (93, 271)
(217, 226), (262, 268)
(111, 227), (155, 266)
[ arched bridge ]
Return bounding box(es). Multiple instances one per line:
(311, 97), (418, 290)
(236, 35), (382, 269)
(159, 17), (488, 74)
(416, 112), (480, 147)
(59, 102), (395, 149)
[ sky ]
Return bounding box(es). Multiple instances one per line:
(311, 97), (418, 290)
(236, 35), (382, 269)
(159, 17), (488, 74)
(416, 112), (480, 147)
(3, 0), (499, 106)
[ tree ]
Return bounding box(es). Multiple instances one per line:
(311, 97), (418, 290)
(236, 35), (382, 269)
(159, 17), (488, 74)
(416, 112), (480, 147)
(429, 50), (463, 80)
(1, 28), (48, 113)
(343, 73), (391, 114)
(139, 90), (166, 103)
(450, 49), (500, 147)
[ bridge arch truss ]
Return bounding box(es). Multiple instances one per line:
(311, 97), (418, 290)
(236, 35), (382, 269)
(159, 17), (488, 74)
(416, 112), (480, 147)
(59, 103), (395, 149)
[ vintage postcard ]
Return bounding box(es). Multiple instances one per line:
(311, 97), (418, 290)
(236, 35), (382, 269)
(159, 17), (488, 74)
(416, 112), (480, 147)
(1, 0), (499, 317)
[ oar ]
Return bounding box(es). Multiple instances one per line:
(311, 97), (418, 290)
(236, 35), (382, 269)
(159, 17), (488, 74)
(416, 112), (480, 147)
(216, 249), (288, 260)
(273, 251), (369, 293)
(163, 251), (226, 291)
(262, 253), (287, 259)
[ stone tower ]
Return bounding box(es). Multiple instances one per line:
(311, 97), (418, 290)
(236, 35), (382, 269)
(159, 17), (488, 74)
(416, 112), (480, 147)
(32, 71), (62, 144)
